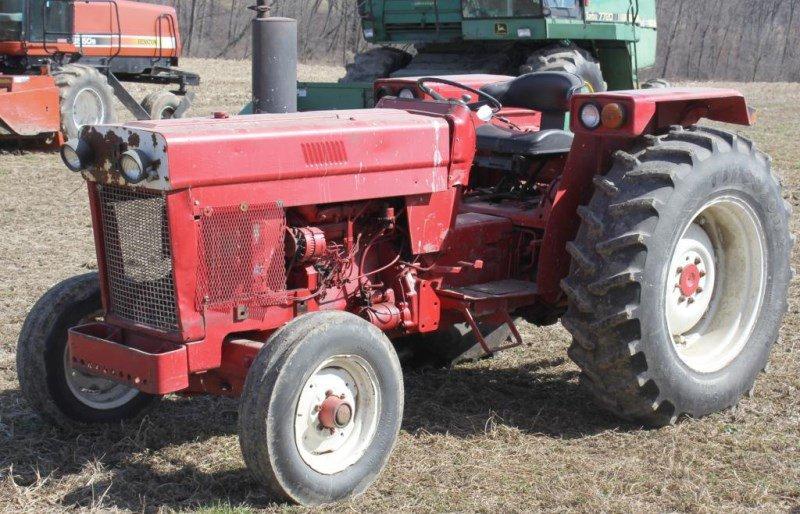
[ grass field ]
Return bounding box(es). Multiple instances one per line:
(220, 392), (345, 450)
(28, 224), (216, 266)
(0, 59), (798, 513)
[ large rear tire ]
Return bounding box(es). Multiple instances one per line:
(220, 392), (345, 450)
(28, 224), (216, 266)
(52, 64), (116, 140)
(521, 44), (607, 92)
(561, 126), (792, 426)
(16, 273), (154, 430)
(238, 311), (403, 505)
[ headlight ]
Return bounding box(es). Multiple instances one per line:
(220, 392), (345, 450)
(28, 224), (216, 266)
(120, 149), (151, 184)
(398, 88), (416, 99)
(601, 102), (627, 129)
(60, 139), (93, 172)
(579, 103), (601, 129)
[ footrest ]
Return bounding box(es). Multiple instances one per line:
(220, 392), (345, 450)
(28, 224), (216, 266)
(68, 323), (189, 395)
(438, 279), (538, 302)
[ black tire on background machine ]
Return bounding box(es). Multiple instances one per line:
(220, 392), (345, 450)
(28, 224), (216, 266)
(560, 125), (792, 427)
(141, 90), (183, 119)
(52, 64), (116, 140)
(521, 43), (607, 92)
(340, 46), (413, 83)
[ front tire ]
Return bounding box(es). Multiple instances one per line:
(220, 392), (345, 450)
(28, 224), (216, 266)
(238, 311), (404, 505)
(561, 126), (792, 426)
(17, 273), (154, 430)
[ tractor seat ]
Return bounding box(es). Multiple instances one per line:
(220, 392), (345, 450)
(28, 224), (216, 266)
(476, 124), (574, 156)
(481, 71), (584, 129)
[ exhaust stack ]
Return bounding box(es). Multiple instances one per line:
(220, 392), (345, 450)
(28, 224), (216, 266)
(251, 2), (297, 114)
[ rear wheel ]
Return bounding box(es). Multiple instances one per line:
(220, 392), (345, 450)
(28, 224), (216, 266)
(52, 65), (116, 140)
(521, 44), (607, 92)
(17, 273), (154, 430)
(561, 126), (792, 426)
(141, 90), (183, 119)
(238, 311), (403, 505)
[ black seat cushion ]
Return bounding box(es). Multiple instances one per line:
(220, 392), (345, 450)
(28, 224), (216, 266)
(476, 124), (574, 156)
(480, 71), (584, 113)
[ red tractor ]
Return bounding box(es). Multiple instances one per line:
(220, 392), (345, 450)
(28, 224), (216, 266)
(18, 70), (792, 505)
(0, 0), (197, 144)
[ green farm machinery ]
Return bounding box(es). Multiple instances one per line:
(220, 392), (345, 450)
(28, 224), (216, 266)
(297, 0), (659, 111)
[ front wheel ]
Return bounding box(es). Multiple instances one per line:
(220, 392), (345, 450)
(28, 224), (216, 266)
(17, 273), (154, 429)
(238, 311), (403, 505)
(562, 126), (792, 426)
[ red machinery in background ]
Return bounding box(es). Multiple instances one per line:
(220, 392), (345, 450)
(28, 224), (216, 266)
(0, 0), (198, 143)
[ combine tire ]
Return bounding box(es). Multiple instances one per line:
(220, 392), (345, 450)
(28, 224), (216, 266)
(521, 44), (607, 92)
(561, 126), (792, 426)
(238, 311), (403, 505)
(341, 46), (412, 83)
(52, 64), (116, 140)
(142, 90), (182, 119)
(641, 78), (671, 89)
(17, 273), (154, 430)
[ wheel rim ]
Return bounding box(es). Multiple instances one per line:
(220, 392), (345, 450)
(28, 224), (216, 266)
(72, 87), (105, 129)
(664, 196), (767, 373)
(294, 355), (381, 475)
(160, 107), (176, 119)
(63, 311), (139, 410)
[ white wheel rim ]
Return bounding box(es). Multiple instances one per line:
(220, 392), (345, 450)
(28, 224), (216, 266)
(294, 355), (381, 475)
(63, 311), (139, 410)
(664, 196), (767, 373)
(72, 87), (105, 128)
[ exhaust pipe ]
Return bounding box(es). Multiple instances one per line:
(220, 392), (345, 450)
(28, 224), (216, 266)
(251, 1), (298, 114)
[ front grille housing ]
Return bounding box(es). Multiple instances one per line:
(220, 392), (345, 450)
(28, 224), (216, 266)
(97, 185), (179, 332)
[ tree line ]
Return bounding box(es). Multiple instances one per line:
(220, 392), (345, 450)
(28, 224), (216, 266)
(154, 0), (800, 82)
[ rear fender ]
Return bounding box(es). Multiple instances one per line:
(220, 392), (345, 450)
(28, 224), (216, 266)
(537, 88), (755, 304)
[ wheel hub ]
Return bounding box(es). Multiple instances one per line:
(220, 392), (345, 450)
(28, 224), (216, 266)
(294, 355), (380, 475)
(318, 391), (353, 430)
(666, 225), (715, 337)
(678, 263), (702, 297)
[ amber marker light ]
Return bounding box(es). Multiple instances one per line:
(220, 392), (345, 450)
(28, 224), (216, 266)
(601, 102), (627, 129)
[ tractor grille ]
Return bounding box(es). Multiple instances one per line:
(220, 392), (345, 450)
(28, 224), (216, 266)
(97, 185), (179, 332)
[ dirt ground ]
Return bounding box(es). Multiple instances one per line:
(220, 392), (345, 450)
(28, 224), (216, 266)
(0, 59), (798, 513)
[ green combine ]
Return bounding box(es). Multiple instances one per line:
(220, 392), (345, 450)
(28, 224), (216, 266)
(297, 0), (659, 111)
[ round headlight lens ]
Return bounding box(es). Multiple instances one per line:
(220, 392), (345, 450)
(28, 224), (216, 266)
(60, 139), (92, 172)
(398, 88), (416, 99)
(580, 103), (601, 129)
(120, 149), (149, 184)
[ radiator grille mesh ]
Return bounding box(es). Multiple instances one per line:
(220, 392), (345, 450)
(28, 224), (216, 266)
(97, 185), (179, 331)
(196, 202), (287, 313)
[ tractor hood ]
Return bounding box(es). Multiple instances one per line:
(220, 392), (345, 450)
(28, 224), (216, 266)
(74, 109), (455, 200)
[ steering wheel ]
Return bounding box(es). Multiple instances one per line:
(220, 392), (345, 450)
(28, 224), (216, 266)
(416, 77), (503, 113)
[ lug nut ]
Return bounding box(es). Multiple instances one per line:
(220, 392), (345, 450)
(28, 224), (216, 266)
(676, 266), (683, 274)
(696, 287), (703, 294)
(687, 297), (695, 304)
(695, 258), (702, 265)
(679, 295), (686, 303)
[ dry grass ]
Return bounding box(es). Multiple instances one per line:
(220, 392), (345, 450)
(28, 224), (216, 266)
(0, 59), (798, 513)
